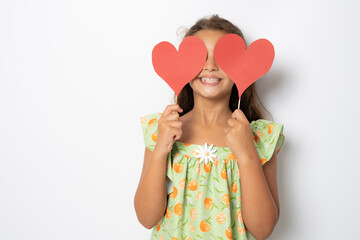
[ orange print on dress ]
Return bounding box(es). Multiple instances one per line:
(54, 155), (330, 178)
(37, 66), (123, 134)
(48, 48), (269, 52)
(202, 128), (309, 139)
(174, 162), (184, 173)
(225, 226), (232, 239)
(253, 135), (259, 143)
(189, 222), (195, 232)
(148, 118), (157, 127)
(156, 221), (161, 231)
(152, 133), (157, 142)
(141, 116), (147, 124)
(165, 208), (171, 219)
(222, 193), (230, 205)
(236, 210), (243, 223)
(204, 197), (213, 210)
(227, 153), (237, 161)
(169, 186), (178, 198)
(213, 157), (219, 166)
(200, 219), (211, 232)
(171, 237), (178, 240)
(204, 162), (211, 173)
(195, 165), (201, 175)
(256, 131), (263, 138)
(267, 123), (273, 134)
(231, 182), (238, 193)
(215, 212), (226, 224)
(187, 179), (198, 191)
(179, 178), (186, 189)
(260, 158), (267, 165)
(191, 150), (200, 158)
(237, 225), (246, 234)
(174, 202), (183, 216)
(196, 191), (203, 200)
(190, 207), (197, 220)
(221, 169), (227, 180)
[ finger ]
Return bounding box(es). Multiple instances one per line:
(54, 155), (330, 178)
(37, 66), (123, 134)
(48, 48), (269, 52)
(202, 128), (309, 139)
(163, 104), (183, 117)
(171, 128), (182, 141)
(227, 118), (237, 127)
(231, 109), (243, 120)
(168, 120), (182, 129)
(162, 104), (183, 117)
(166, 111), (181, 121)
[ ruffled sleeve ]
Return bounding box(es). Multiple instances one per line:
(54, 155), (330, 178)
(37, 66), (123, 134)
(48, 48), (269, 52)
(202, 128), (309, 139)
(250, 119), (285, 166)
(140, 112), (162, 152)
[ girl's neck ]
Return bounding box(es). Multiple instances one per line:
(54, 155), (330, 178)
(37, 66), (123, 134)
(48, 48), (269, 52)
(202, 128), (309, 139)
(190, 96), (233, 127)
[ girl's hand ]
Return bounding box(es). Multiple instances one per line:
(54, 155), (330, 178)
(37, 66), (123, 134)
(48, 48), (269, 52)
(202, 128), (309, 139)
(154, 104), (183, 155)
(224, 109), (256, 161)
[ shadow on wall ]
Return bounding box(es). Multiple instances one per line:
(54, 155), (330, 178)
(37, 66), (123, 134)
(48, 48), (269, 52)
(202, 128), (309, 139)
(255, 69), (286, 121)
(258, 67), (294, 239)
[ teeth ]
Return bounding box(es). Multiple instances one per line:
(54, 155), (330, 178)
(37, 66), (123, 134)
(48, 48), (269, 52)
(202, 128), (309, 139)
(200, 78), (221, 83)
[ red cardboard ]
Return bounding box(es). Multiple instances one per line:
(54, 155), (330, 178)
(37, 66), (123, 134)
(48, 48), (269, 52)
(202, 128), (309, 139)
(152, 36), (207, 96)
(214, 34), (275, 98)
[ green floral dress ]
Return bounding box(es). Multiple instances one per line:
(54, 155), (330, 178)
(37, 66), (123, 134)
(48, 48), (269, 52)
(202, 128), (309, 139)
(140, 112), (285, 240)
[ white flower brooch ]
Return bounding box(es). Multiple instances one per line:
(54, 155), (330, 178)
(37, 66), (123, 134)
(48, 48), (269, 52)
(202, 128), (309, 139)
(195, 142), (217, 164)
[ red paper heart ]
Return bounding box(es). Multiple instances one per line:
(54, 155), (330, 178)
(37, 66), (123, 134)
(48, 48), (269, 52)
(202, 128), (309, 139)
(152, 36), (207, 96)
(214, 34), (275, 97)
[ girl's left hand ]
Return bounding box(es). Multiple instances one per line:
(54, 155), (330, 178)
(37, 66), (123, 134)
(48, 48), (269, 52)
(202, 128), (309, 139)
(224, 109), (256, 161)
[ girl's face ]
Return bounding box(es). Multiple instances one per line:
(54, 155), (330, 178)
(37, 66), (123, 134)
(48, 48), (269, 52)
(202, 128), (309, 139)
(189, 29), (234, 100)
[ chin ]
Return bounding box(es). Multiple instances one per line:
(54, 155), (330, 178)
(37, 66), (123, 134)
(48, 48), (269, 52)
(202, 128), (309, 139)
(198, 90), (229, 100)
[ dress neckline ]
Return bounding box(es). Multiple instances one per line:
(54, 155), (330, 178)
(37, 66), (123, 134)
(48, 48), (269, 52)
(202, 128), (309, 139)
(175, 141), (231, 150)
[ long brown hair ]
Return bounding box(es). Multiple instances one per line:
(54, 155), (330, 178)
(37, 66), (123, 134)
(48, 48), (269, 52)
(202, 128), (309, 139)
(174, 14), (272, 122)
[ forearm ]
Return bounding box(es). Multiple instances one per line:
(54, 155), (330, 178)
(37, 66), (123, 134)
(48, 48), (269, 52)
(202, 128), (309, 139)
(235, 148), (278, 239)
(134, 148), (168, 229)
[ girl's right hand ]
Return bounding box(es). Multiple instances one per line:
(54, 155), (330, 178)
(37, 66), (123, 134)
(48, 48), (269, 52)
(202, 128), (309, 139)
(154, 104), (183, 155)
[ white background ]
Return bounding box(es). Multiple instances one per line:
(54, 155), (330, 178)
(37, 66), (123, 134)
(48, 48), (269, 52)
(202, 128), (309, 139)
(1, 0), (360, 239)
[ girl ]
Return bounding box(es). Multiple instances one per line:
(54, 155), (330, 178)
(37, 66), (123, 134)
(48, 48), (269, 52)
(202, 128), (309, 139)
(134, 15), (285, 240)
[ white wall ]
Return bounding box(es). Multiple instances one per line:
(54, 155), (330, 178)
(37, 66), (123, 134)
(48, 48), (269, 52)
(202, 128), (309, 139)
(1, 0), (359, 239)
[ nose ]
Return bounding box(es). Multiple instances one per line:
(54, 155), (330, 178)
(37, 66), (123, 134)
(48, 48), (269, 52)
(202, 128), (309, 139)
(203, 54), (219, 72)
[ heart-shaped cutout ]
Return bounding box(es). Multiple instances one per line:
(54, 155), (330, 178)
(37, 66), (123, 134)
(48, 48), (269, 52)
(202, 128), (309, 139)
(152, 36), (207, 96)
(214, 34), (275, 97)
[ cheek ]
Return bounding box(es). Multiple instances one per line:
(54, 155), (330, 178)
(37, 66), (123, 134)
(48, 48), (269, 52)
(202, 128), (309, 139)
(189, 80), (194, 89)
(225, 79), (235, 88)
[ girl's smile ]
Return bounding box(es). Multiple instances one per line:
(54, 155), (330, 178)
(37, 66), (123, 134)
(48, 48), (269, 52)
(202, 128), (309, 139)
(198, 74), (222, 87)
